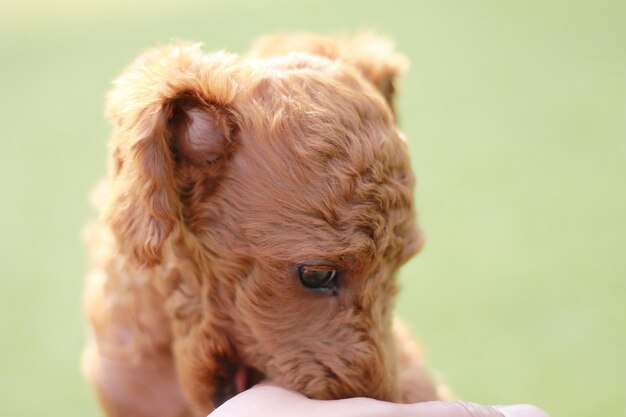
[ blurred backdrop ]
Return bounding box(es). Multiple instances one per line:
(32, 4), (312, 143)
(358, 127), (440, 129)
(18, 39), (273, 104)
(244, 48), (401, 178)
(1, 1), (625, 416)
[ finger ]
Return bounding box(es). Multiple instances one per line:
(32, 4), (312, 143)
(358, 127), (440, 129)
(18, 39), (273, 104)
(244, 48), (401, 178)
(210, 385), (312, 417)
(253, 379), (279, 388)
(397, 401), (506, 417)
(495, 404), (549, 417)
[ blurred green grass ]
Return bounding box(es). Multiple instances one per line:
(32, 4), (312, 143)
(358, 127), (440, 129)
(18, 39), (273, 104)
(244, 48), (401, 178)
(1, 1), (625, 416)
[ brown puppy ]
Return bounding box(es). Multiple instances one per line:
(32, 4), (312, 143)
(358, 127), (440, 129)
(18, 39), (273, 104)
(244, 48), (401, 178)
(82, 33), (441, 417)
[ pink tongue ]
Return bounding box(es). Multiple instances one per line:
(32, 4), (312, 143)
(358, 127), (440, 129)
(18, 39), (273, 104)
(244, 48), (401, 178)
(234, 366), (265, 394)
(235, 365), (248, 394)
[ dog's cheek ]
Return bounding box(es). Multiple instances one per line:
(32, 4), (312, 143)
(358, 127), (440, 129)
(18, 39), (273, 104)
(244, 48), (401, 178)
(228, 264), (330, 369)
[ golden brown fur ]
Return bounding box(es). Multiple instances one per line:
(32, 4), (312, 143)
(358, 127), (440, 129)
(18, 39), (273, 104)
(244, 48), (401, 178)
(83, 33), (441, 417)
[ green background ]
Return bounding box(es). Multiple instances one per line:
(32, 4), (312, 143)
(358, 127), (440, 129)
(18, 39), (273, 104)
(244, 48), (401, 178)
(1, 1), (624, 416)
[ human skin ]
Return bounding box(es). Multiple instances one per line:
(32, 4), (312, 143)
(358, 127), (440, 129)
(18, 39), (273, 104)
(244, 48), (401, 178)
(209, 382), (549, 417)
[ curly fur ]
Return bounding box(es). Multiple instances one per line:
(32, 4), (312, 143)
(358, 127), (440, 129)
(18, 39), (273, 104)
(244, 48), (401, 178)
(83, 33), (441, 417)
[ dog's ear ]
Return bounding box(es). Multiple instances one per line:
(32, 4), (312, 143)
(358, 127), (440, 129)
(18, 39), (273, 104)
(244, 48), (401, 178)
(335, 33), (408, 114)
(248, 32), (408, 114)
(103, 43), (239, 265)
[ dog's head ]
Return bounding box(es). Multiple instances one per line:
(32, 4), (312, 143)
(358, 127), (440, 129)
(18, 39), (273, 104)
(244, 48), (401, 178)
(104, 38), (422, 405)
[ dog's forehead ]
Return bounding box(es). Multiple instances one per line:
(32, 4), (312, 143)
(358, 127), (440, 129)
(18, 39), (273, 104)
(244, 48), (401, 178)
(238, 54), (394, 129)
(223, 68), (416, 267)
(228, 148), (418, 273)
(233, 59), (398, 174)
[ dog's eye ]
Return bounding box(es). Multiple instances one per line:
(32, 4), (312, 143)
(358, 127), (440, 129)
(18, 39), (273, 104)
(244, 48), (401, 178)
(297, 265), (337, 291)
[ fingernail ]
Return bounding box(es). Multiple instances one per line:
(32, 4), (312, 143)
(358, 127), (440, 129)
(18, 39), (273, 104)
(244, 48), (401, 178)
(495, 404), (549, 417)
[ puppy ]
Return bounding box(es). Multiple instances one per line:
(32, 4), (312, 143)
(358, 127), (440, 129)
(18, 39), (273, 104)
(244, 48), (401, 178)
(83, 33), (441, 417)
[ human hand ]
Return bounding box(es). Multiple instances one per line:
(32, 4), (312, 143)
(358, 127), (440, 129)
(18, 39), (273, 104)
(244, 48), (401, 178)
(209, 381), (548, 417)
